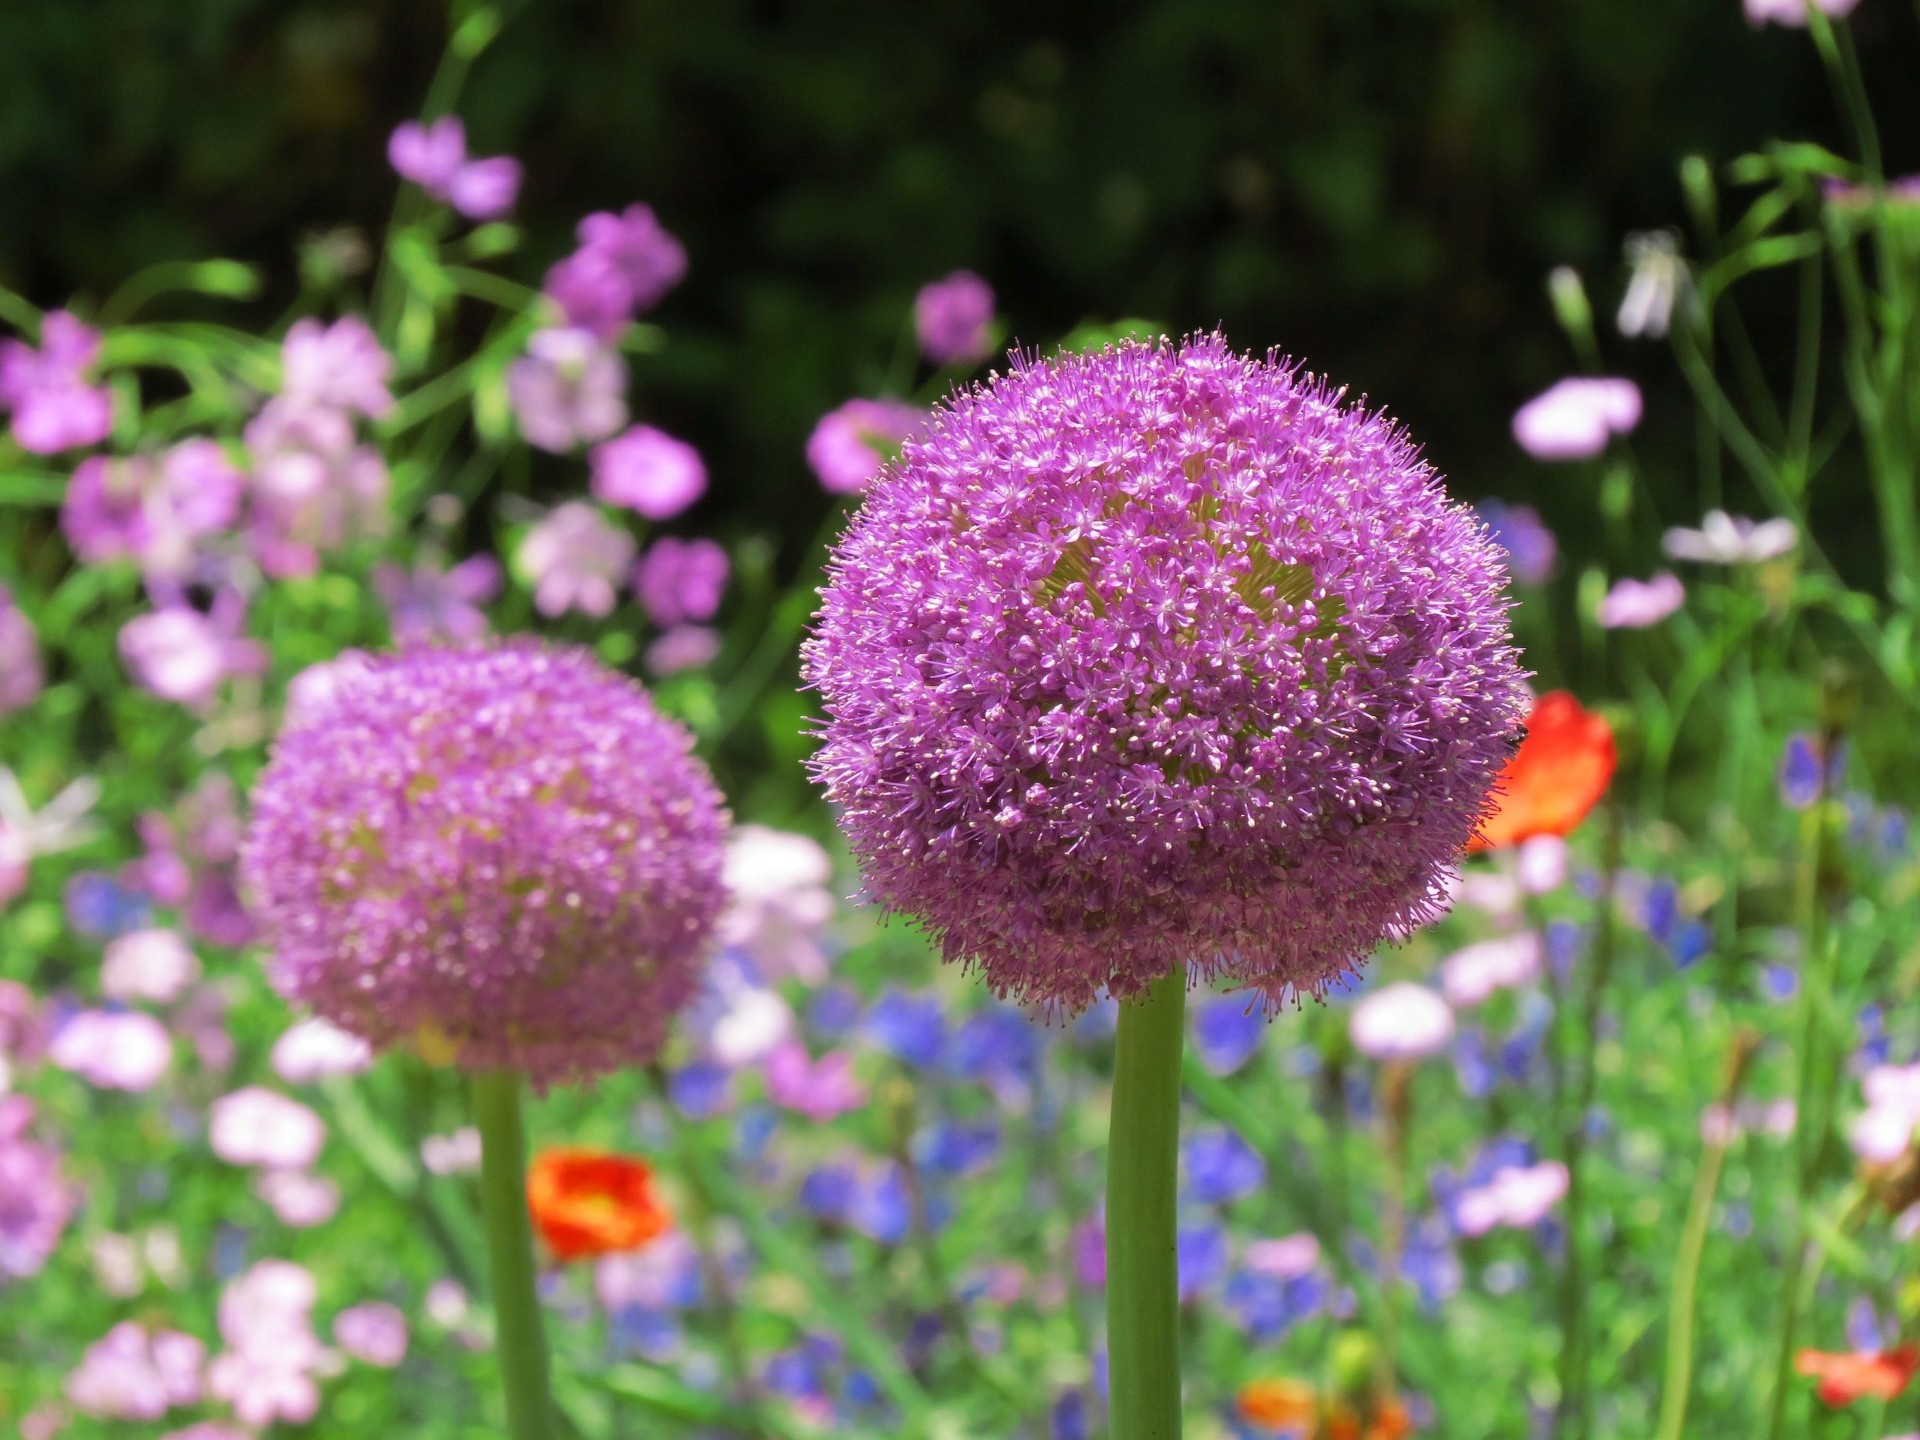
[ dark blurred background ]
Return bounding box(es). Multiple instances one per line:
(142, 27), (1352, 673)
(3, 0), (1917, 564)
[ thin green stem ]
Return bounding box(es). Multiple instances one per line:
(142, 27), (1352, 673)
(472, 1069), (557, 1440)
(1108, 967), (1188, 1440)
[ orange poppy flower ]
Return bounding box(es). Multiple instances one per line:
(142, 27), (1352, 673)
(1468, 690), (1616, 851)
(1796, 1344), (1920, 1406)
(1238, 1378), (1318, 1430)
(526, 1147), (671, 1262)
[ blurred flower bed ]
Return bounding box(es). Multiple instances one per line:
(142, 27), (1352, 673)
(6, 3), (1920, 1439)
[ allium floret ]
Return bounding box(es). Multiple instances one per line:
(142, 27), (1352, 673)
(241, 640), (728, 1084)
(804, 333), (1528, 1011)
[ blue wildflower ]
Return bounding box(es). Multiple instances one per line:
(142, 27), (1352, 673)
(1194, 996), (1266, 1076)
(1052, 1389), (1090, 1440)
(916, 1121), (1001, 1177)
(1177, 1223), (1229, 1300)
(808, 984), (863, 1038)
(864, 991), (947, 1067)
(850, 1163), (913, 1244)
(670, 1061), (732, 1119)
(1182, 1128), (1267, 1205)
(801, 1164), (859, 1222)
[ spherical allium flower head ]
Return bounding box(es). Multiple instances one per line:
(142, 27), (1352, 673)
(804, 334), (1528, 1012)
(241, 640), (729, 1086)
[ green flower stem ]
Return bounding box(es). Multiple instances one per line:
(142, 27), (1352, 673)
(1654, 1030), (1755, 1440)
(472, 1069), (557, 1440)
(1109, 966), (1187, 1440)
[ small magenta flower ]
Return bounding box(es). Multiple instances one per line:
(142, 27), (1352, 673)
(764, 1040), (865, 1121)
(543, 248), (638, 342)
(591, 424), (707, 519)
(1511, 377), (1642, 460)
(244, 401), (389, 578)
(334, 1303), (409, 1368)
(516, 502), (635, 618)
(576, 204), (688, 312)
(0, 584), (42, 716)
(1597, 572), (1684, 628)
(805, 397), (927, 495)
(507, 327), (628, 453)
(62, 441), (245, 577)
(447, 156), (522, 221)
(241, 641), (728, 1085)
(0, 311), (114, 455)
(119, 594), (267, 709)
(633, 536), (728, 627)
(0, 1096), (75, 1279)
(647, 624), (721, 675)
(374, 554), (501, 643)
(387, 117), (521, 220)
(1746, 0), (1857, 25)
(805, 335), (1528, 1010)
(915, 270), (996, 366)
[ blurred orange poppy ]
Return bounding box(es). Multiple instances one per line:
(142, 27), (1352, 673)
(1468, 690), (1616, 851)
(526, 1147), (671, 1262)
(1237, 1380), (1412, 1439)
(1796, 1344), (1920, 1406)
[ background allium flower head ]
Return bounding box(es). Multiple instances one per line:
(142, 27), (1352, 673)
(240, 640), (729, 1084)
(516, 502), (636, 618)
(507, 326), (628, 453)
(591, 424), (707, 519)
(804, 334), (1529, 1010)
(915, 270), (996, 366)
(62, 441), (245, 578)
(0, 584), (43, 716)
(805, 397), (928, 494)
(0, 310), (114, 454)
(634, 536), (729, 628)
(1511, 377), (1642, 460)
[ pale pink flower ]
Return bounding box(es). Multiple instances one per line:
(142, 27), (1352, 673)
(516, 502), (635, 618)
(0, 769), (100, 907)
(91, 1232), (144, 1297)
(118, 596), (267, 709)
(421, 1127), (482, 1175)
(1598, 572), (1685, 628)
(1455, 1161), (1569, 1237)
(333, 1303), (408, 1367)
(1512, 377), (1642, 460)
(506, 327), (627, 453)
(719, 825), (837, 985)
(1663, 510), (1797, 565)
(1852, 1064), (1920, 1164)
(1745, 0), (1858, 26)
(209, 1087), (326, 1170)
(1245, 1233), (1321, 1278)
(65, 1323), (204, 1420)
(207, 1260), (325, 1427)
(270, 1017), (372, 1084)
(255, 1170), (340, 1227)
(0, 1095), (74, 1278)
(101, 929), (201, 1005)
(764, 1040), (865, 1121)
(646, 623), (721, 676)
(595, 1232), (700, 1312)
(1348, 982), (1455, 1062)
(705, 979), (796, 1069)
(244, 399), (389, 578)
(1440, 933), (1544, 1008)
(48, 1011), (172, 1091)
(805, 397), (926, 494)
(0, 311), (114, 455)
(279, 317), (393, 420)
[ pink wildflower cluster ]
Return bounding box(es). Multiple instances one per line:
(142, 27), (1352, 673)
(388, 115), (522, 220)
(0, 311), (113, 455)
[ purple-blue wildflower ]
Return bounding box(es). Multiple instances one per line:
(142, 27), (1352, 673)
(804, 334), (1528, 1011)
(240, 640), (728, 1086)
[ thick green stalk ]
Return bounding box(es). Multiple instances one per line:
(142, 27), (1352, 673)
(472, 1069), (557, 1440)
(1108, 967), (1188, 1440)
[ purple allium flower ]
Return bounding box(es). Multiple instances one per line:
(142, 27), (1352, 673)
(279, 317), (393, 420)
(240, 641), (729, 1085)
(647, 624), (721, 676)
(0, 585), (42, 716)
(62, 441), (245, 577)
(0, 311), (114, 455)
(516, 502), (635, 619)
(1596, 572), (1684, 628)
(803, 335), (1529, 1010)
(507, 327), (628, 453)
(374, 554), (501, 644)
(915, 270), (996, 367)
(591, 424), (707, 520)
(244, 399), (390, 578)
(805, 398), (928, 495)
(634, 536), (728, 628)
(576, 204), (688, 313)
(1474, 499), (1557, 586)
(1511, 377), (1642, 460)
